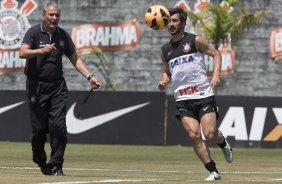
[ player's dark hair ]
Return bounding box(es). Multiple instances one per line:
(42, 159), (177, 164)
(169, 7), (187, 24)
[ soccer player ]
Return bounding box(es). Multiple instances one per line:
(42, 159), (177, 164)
(158, 7), (233, 181)
(19, 1), (100, 176)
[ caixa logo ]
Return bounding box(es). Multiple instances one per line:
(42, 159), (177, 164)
(219, 107), (282, 142)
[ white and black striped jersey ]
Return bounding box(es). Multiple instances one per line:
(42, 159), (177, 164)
(161, 32), (214, 101)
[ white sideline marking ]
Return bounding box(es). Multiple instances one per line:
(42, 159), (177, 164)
(1, 167), (282, 183)
(39, 179), (159, 184)
(270, 178), (282, 181)
(0, 166), (282, 174)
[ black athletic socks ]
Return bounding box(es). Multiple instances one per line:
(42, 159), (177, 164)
(217, 137), (227, 149)
(205, 160), (219, 173)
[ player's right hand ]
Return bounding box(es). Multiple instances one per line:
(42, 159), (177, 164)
(41, 43), (56, 54)
(89, 76), (101, 89)
(158, 81), (167, 91)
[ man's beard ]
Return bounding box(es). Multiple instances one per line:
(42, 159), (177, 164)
(169, 26), (181, 35)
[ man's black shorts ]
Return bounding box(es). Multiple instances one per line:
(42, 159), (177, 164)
(175, 96), (219, 121)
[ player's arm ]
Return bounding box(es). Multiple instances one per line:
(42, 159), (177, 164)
(68, 53), (101, 89)
(158, 52), (171, 91)
(195, 35), (222, 89)
(19, 43), (56, 59)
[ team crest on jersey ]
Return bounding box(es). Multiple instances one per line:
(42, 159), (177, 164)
(183, 43), (191, 53)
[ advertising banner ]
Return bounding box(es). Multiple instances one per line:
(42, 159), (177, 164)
(0, 0), (37, 74)
(0, 91), (165, 145)
(269, 28), (282, 63)
(66, 91), (165, 145)
(166, 95), (282, 148)
(71, 19), (140, 52)
(1, 91), (281, 147)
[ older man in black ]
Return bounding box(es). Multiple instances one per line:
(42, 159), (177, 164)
(19, 1), (100, 176)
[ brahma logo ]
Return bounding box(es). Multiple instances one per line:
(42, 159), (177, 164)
(71, 19), (140, 52)
(269, 28), (282, 63)
(0, 0), (37, 74)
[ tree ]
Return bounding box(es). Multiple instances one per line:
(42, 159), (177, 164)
(78, 47), (117, 91)
(187, 0), (272, 49)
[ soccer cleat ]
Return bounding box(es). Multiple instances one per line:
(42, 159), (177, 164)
(205, 171), (221, 181)
(222, 140), (233, 163)
(52, 166), (64, 176)
(40, 163), (52, 175)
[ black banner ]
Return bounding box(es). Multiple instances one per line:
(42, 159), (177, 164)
(166, 95), (282, 148)
(0, 91), (165, 145)
(0, 91), (30, 142)
(0, 91), (282, 147)
(66, 91), (165, 145)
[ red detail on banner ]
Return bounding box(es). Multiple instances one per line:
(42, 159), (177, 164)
(0, 48), (25, 74)
(20, 0), (37, 16)
(175, 0), (191, 12)
(1, 0), (17, 9)
(71, 19), (140, 52)
(195, 0), (210, 12)
(269, 28), (282, 63)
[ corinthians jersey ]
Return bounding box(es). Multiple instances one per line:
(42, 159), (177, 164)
(161, 32), (214, 101)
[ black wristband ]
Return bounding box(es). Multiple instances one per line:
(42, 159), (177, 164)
(87, 74), (94, 81)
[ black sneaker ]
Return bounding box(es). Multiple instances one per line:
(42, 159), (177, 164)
(52, 166), (64, 176)
(40, 163), (52, 175)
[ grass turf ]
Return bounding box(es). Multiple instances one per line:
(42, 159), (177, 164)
(0, 141), (281, 183)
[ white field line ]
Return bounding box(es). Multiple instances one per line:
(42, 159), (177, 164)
(39, 179), (160, 184)
(0, 167), (282, 183)
(270, 178), (282, 181)
(0, 166), (282, 175)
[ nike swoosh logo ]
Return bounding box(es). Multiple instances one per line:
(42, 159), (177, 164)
(203, 106), (209, 111)
(0, 101), (25, 114)
(66, 102), (150, 134)
(168, 50), (173, 55)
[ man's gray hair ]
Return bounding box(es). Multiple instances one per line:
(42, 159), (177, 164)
(42, 1), (60, 14)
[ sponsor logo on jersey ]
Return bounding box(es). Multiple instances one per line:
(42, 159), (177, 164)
(178, 86), (198, 96)
(170, 54), (195, 69)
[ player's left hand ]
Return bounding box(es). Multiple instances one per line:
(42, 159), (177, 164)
(211, 75), (220, 89)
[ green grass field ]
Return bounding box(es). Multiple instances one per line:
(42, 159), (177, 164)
(0, 141), (281, 184)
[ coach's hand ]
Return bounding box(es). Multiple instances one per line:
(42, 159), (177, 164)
(41, 43), (56, 54)
(89, 76), (101, 89)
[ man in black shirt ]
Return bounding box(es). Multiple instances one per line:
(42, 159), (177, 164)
(19, 1), (100, 176)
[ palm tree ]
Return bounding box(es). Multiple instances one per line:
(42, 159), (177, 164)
(187, 0), (272, 49)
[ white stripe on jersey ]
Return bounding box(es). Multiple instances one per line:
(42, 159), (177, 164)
(168, 52), (214, 101)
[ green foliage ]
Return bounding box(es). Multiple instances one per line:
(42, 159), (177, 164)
(187, 0), (272, 49)
(78, 48), (117, 91)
